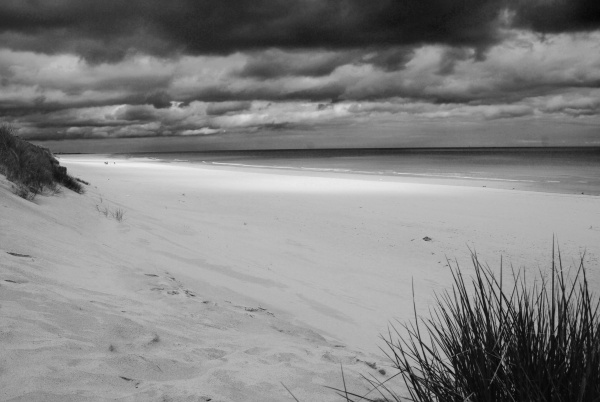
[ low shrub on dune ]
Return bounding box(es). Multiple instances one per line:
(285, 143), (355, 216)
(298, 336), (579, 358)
(333, 246), (600, 401)
(0, 124), (85, 199)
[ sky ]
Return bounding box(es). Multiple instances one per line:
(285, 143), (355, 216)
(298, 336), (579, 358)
(1, 0), (599, 151)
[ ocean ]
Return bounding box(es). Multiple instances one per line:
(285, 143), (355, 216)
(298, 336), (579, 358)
(127, 147), (600, 196)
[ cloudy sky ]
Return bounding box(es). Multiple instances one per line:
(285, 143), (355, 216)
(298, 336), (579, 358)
(1, 0), (599, 150)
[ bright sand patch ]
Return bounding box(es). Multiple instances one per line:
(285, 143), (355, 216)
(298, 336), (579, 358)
(1, 155), (600, 401)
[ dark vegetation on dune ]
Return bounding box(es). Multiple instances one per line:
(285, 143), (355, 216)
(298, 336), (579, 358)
(329, 246), (600, 402)
(0, 124), (86, 200)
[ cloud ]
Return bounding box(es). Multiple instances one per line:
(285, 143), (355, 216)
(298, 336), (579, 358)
(1, 6), (599, 145)
(2, 32), (599, 113)
(337, 32), (600, 102)
(3, 0), (597, 64)
(113, 105), (160, 122)
(181, 127), (220, 136)
(511, 0), (600, 33)
(144, 90), (172, 109)
(541, 93), (600, 116)
(0, 49), (178, 113)
(234, 49), (357, 80)
(420, 104), (534, 120)
(13, 91), (600, 143)
(206, 101), (252, 116)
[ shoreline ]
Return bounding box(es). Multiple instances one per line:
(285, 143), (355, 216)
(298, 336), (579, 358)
(196, 160), (596, 196)
(60, 153), (600, 196)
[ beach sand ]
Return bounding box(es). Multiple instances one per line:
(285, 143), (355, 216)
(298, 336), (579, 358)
(2, 155), (599, 401)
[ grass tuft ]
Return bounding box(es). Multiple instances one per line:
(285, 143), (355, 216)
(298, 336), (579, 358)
(96, 204), (109, 217)
(0, 124), (85, 200)
(96, 202), (126, 222)
(75, 177), (90, 186)
(331, 244), (600, 401)
(111, 207), (125, 222)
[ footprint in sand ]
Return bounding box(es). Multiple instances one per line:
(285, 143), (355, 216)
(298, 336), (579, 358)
(146, 273), (197, 298)
(321, 350), (359, 365)
(195, 347), (228, 360)
(235, 305), (275, 316)
(244, 348), (304, 365)
(119, 376), (140, 388)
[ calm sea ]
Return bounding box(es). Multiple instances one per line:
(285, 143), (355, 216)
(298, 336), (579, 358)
(127, 147), (600, 196)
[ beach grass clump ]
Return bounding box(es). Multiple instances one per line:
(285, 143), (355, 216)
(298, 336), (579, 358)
(96, 202), (126, 222)
(111, 207), (125, 222)
(0, 124), (85, 199)
(332, 246), (600, 401)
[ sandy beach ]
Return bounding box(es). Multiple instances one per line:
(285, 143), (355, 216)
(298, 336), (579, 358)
(2, 155), (600, 402)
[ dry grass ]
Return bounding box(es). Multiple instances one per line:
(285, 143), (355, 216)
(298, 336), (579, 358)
(0, 124), (85, 200)
(96, 201), (126, 222)
(330, 244), (600, 401)
(111, 208), (125, 222)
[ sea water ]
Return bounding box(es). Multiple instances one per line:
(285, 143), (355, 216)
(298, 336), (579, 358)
(130, 147), (600, 196)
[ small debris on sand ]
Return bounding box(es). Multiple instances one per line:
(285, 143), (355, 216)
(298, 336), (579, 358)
(7, 252), (32, 258)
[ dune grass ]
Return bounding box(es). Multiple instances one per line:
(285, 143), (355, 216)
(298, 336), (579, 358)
(96, 198), (126, 222)
(0, 124), (85, 199)
(111, 207), (125, 222)
(330, 245), (600, 401)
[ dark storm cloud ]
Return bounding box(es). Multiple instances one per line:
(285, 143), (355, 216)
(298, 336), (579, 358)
(234, 47), (418, 80)
(0, 1), (165, 63)
(2, 0), (596, 64)
(206, 101), (252, 116)
(234, 50), (356, 80)
(18, 113), (125, 130)
(361, 47), (416, 72)
(2, 2), (599, 144)
(144, 91), (173, 109)
(436, 48), (473, 76)
(512, 0), (600, 33)
(183, 82), (348, 103)
(113, 105), (159, 122)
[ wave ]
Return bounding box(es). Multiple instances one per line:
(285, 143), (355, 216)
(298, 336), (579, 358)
(204, 161), (538, 184)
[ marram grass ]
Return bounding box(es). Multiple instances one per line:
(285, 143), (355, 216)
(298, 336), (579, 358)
(331, 245), (600, 402)
(0, 124), (84, 199)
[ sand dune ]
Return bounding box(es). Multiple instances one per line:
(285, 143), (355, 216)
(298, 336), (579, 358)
(1, 156), (599, 401)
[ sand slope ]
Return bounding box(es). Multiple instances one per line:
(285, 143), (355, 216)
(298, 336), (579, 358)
(1, 156), (599, 401)
(0, 172), (386, 402)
